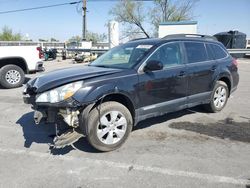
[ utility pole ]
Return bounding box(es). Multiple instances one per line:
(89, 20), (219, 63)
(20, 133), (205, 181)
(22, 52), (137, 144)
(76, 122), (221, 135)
(82, 0), (87, 41)
(163, 0), (168, 22)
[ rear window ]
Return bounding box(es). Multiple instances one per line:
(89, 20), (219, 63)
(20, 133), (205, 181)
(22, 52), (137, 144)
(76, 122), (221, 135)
(209, 44), (228, 59)
(184, 42), (208, 63)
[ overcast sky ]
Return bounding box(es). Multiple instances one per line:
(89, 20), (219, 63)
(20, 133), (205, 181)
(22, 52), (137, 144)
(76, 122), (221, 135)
(0, 0), (249, 41)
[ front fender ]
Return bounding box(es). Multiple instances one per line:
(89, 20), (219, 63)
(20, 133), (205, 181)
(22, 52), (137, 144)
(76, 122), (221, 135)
(73, 83), (118, 104)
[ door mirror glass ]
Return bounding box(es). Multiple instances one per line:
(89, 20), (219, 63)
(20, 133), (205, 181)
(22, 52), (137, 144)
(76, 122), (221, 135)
(144, 60), (163, 72)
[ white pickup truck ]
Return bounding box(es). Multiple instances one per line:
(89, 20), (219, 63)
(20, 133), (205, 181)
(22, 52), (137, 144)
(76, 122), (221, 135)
(0, 45), (44, 88)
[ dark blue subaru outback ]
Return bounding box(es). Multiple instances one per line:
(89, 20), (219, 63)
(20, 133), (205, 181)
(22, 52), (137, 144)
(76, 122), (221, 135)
(23, 34), (239, 151)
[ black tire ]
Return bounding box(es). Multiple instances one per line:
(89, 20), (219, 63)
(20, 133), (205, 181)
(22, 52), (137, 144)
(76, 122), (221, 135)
(86, 101), (133, 152)
(204, 81), (229, 113)
(52, 53), (57, 60)
(0, 64), (25, 89)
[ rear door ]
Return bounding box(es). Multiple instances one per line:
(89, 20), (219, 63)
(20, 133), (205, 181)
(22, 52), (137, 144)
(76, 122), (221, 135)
(184, 41), (217, 106)
(137, 42), (188, 118)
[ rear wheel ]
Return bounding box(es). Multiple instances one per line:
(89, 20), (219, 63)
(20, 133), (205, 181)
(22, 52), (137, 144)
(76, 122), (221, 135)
(0, 64), (25, 89)
(86, 101), (133, 152)
(204, 81), (229, 112)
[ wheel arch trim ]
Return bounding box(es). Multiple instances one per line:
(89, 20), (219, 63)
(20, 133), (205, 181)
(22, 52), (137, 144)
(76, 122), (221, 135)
(213, 73), (232, 96)
(0, 56), (28, 73)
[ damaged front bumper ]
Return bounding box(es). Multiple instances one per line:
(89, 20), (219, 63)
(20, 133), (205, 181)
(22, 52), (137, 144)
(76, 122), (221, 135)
(23, 92), (83, 124)
(23, 93), (91, 148)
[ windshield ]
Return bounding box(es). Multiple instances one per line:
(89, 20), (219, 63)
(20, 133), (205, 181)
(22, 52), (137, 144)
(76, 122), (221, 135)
(90, 43), (153, 69)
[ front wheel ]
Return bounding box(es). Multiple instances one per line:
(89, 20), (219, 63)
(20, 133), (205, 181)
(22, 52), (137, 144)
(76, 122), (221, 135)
(86, 101), (133, 152)
(0, 64), (25, 89)
(204, 81), (229, 112)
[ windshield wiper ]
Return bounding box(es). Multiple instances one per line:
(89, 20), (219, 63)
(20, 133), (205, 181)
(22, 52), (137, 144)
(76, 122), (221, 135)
(88, 64), (108, 68)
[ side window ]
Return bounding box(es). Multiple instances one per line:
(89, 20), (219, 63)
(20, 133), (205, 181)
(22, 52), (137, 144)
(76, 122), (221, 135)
(147, 43), (183, 69)
(206, 44), (214, 60)
(184, 42), (208, 63)
(210, 44), (228, 59)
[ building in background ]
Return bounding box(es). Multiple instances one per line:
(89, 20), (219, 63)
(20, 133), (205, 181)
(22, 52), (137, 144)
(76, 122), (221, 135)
(109, 21), (119, 48)
(158, 21), (197, 38)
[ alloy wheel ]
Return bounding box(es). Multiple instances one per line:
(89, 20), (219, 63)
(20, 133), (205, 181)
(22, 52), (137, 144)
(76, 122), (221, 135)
(213, 86), (227, 108)
(5, 70), (21, 85)
(97, 110), (127, 145)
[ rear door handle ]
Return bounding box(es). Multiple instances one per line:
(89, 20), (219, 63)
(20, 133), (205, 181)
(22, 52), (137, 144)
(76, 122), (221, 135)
(211, 65), (217, 71)
(178, 71), (186, 77)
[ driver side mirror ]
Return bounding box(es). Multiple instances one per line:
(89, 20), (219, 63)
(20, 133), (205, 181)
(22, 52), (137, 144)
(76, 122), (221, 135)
(144, 60), (163, 72)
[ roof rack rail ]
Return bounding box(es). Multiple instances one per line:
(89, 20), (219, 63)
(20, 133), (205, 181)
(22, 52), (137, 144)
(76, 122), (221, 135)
(162, 34), (217, 41)
(129, 37), (150, 42)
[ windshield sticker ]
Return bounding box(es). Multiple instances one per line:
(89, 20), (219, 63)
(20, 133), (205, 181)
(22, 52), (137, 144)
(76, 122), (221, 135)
(136, 45), (153, 49)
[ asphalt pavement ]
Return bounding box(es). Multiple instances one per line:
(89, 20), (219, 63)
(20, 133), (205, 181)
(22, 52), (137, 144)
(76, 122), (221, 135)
(0, 58), (250, 188)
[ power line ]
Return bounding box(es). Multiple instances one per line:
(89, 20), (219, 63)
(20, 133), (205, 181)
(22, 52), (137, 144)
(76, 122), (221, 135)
(0, 0), (154, 41)
(0, 1), (81, 14)
(0, 0), (153, 15)
(88, 0), (154, 2)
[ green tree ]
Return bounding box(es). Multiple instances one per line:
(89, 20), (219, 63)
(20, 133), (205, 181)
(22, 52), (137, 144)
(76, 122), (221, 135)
(67, 35), (82, 43)
(68, 31), (107, 44)
(50, 38), (59, 42)
(38, 39), (48, 42)
(0, 26), (22, 41)
(86, 31), (107, 43)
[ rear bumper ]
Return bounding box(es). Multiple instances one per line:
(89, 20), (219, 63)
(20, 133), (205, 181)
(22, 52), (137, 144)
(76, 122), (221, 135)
(29, 61), (44, 73)
(36, 61), (44, 72)
(231, 71), (239, 95)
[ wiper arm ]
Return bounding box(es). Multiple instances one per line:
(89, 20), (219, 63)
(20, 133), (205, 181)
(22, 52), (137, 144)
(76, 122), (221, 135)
(90, 65), (109, 68)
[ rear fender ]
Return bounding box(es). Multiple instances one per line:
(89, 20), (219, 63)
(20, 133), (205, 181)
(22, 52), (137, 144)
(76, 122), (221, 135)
(212, 71), (232, 94)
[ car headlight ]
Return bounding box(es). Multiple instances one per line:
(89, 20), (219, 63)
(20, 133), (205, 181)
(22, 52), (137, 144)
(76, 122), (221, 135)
(36, 81), (83, 103)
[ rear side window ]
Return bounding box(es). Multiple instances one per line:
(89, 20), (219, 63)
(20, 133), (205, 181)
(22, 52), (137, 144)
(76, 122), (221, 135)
(184, 42), (208, 63)
(209, 44), (228, 59)
(206, 44), (214, 60)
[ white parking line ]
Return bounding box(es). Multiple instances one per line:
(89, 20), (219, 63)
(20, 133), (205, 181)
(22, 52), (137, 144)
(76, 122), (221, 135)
(0, 147), (249, 186)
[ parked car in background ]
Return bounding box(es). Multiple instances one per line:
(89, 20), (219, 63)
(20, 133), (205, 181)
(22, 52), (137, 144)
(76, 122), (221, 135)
(23, 34), (239, 152)
(0, 45), (44, 88)
(74, 52), (98, 63)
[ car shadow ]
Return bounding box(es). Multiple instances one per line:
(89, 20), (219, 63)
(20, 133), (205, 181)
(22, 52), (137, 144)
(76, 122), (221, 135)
(16, 106), (204, 154)
(16, 112), (55, 148)
(16, 111), (99, 155)
(24, 77), (31, 84)
(17, 105), (250, 155)
(169, 118), (250, 143)
(134, 106), (204, 131)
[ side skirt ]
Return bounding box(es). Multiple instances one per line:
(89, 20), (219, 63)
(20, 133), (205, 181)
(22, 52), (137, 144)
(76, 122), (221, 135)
(134, 92), (211, 125)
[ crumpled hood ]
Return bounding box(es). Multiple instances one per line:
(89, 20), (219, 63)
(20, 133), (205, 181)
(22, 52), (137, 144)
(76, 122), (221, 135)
(27, 66), (122, 93)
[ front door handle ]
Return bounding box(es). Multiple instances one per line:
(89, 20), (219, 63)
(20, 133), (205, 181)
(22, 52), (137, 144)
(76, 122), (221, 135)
(178, 71), (186, 77)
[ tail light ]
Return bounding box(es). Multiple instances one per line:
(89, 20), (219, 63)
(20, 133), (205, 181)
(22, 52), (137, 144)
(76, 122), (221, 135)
(36, 47), (43, 59)
(232, 58), (238, 67)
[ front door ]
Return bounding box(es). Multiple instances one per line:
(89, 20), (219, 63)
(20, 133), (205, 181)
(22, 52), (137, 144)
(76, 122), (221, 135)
(137, 42), (188, 119)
